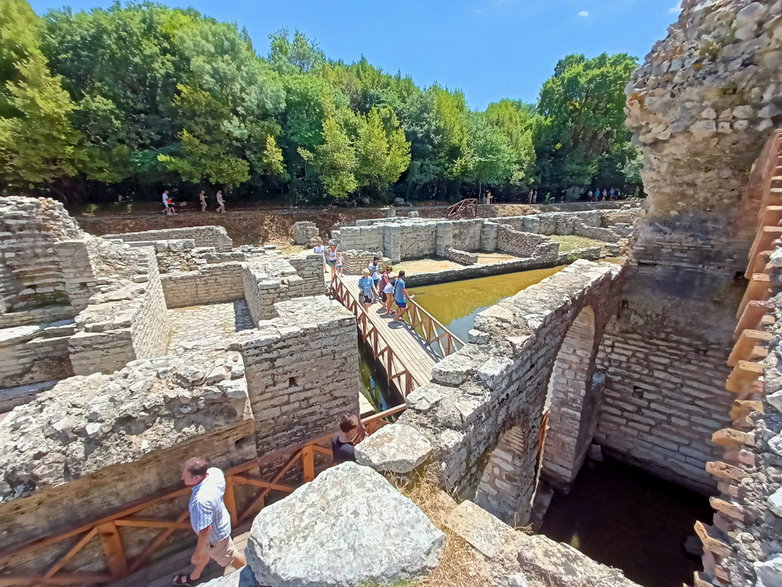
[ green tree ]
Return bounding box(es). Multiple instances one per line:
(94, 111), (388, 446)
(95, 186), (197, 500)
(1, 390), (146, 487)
(0, 0), (80, 192)
(355, 107), (411, 196)
(314, 111), (358, 198)
(161, 18), (285, 187)
(535, 53), (637, 194)
(268, 29), (325, 74)
(484, 100), (538, 189)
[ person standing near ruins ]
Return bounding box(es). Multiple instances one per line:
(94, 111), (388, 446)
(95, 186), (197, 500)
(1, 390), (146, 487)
(358, 269), (374, 310)
(215, 190), (225, 213)
(331, 414), (366, 463)
(199, 190), (207, 212)
(174, 457), (246, 585)
(391, 270), (410, 323)
(368, 257), (381, 299)
(325, 242), (339, 280)
(162, 189), (170, 214)
(380, 265), (394, 314)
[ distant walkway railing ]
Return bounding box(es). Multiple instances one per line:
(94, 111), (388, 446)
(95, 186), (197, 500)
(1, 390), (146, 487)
(0, 406), (405, 586)
(330, 276), (418, 396)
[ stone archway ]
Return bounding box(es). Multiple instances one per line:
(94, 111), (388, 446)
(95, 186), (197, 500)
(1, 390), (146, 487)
(540, 305), (599, 490)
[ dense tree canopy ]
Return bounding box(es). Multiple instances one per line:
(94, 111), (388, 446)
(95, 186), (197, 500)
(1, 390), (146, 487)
(0, 0), (643, 204)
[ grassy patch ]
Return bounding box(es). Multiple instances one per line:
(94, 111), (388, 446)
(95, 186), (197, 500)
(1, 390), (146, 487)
(549, 234), (604, 253)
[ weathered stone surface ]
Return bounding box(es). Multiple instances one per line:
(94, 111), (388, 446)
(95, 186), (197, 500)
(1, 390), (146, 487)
(0, 349), (250, 502)
(245, 462), (445, 586)
(199, 568), (260, 587)
(445, 500), (515, 559)
(768, 487), (782, 518)
(755, 554), (782, 587)
(355, 423), (433, 474)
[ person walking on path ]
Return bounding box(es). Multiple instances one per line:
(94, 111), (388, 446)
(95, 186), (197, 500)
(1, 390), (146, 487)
(173, 457), (246, 585)
(325, 242), (339, 280)
(391, 270), (410, 323)
(199, 190), (207, 212)
(331, 414), (366, 463)
(162, 190), (171, 214)
(358, 269), (374, 311)
(215, 190), (226, 213)
(380, 265), (394, 314)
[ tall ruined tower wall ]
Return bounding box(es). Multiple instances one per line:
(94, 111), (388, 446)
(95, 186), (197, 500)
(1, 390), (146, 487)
(596, 0), (782, 491)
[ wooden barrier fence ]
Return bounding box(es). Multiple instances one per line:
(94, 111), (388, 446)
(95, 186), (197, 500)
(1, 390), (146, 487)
(0, 406), (406, 586)
(403, 296), (466, 359)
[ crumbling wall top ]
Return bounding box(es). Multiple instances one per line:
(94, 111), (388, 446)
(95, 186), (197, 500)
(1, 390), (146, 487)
(0, 349), (251, 502)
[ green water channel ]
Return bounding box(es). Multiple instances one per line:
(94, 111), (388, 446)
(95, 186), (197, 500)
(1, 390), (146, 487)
(410, 265), (567, 341)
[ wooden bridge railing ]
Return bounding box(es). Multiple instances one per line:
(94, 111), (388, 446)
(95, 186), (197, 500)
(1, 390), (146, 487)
(403, 295), (466, 359)
(330, 276), (419, 397)
(0, 406), (406, 587)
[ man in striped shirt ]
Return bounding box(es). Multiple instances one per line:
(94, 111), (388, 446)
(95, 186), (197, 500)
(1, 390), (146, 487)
(172, 457), (246, 585)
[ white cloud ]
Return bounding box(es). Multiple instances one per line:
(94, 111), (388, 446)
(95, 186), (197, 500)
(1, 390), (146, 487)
(578, 10), (590, 17)
(668, 4), (681, 13)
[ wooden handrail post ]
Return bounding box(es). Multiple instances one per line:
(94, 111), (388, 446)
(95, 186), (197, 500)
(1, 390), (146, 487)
(96, 522), (128, 580)
(224, 478), (238, 528)
(302, 445), (315, 482)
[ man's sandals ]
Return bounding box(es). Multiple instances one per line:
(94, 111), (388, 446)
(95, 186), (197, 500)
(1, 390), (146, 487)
(172, 572), (196, 585)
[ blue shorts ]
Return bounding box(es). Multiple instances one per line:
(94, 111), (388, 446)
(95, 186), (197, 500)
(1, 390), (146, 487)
(395, 300), (406, 309)
(326, 259), (336, 266)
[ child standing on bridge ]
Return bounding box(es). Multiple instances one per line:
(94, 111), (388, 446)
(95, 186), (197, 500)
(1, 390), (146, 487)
(391, 270), (409, 323)
(358, 269), (374, 311)
(368, 257), (381, 301)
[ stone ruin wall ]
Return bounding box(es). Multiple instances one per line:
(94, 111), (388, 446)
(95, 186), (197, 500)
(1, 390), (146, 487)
(594, 0), (782, 494)
(333, 209), (637, 263)
(103, 225), (233, 252)
(365, 261), (623, 526)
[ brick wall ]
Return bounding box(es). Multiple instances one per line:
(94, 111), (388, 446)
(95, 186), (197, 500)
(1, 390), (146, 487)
(238, 296), (359, 453)
(287, 253), (326, 296)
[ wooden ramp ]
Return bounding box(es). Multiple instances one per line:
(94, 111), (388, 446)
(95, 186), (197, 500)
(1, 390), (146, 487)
(332, 275), (464, 396)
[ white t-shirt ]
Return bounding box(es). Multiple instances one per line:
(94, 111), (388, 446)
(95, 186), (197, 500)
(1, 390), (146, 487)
(162, 193), (169, 205)
(216, 192), (225, 205)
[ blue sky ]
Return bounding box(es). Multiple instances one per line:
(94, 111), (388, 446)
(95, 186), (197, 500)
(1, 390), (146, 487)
(29, 0), (681, 110)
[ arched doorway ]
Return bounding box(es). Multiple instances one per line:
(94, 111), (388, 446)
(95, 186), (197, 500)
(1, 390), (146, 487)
(539, 305), (599, 490)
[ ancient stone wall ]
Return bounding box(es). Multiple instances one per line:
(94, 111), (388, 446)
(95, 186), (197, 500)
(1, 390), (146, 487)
(68, 246), (170, 375)
(238, 296), (359, 453)
(0, 319), (75, 389)
(445, 246), (478, 266)
(0, 350), (255, 559)
(103, 225), (233, 252)
(596, 0), (782, 494)
(286, 253), (325, 296)
(161, 262), (244, 308)
(496, 224), (559, 261)
(370, 261), (622, 525)
(291, 220), (319, 245)
(0, 197), (87, 313)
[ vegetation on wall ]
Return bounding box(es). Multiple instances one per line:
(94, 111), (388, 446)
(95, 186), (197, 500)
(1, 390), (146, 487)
(0, 0), (643, 205)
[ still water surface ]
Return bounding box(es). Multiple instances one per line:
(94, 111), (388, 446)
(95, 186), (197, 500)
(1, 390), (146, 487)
(410, 265), (566, 340)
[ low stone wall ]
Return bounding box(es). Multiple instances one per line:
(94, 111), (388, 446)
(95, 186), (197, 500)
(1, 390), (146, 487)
(496, 224), (559, 261)
(556, 246), (603, 264)
(161, 262), (244, 308)
(340, 250), (384, 275)
(104, 225), (233, 252)
(238, 296), (359, 453)
(445, 247), (478, 266)
(574, 223), (621, 243)
(403, 256), (563, 288)
(0, 320), (75, 389)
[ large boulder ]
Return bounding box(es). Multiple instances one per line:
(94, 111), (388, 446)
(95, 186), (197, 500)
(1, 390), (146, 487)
(245, 462), (445, 586)
(355, 423), (433, 474)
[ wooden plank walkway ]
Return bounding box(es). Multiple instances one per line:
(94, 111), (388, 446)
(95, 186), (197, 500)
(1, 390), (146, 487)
(338, 274), (439, 390)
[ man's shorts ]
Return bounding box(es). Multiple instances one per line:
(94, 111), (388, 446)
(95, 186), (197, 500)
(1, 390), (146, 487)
(396, 300), (407, 309)
(207, 536), (238, 567)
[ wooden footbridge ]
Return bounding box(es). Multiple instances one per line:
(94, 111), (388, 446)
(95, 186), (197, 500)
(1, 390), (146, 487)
(331, 274), (465, 397)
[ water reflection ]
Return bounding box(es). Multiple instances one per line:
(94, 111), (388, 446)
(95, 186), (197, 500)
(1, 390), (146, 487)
(411, 265), (566, 340)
